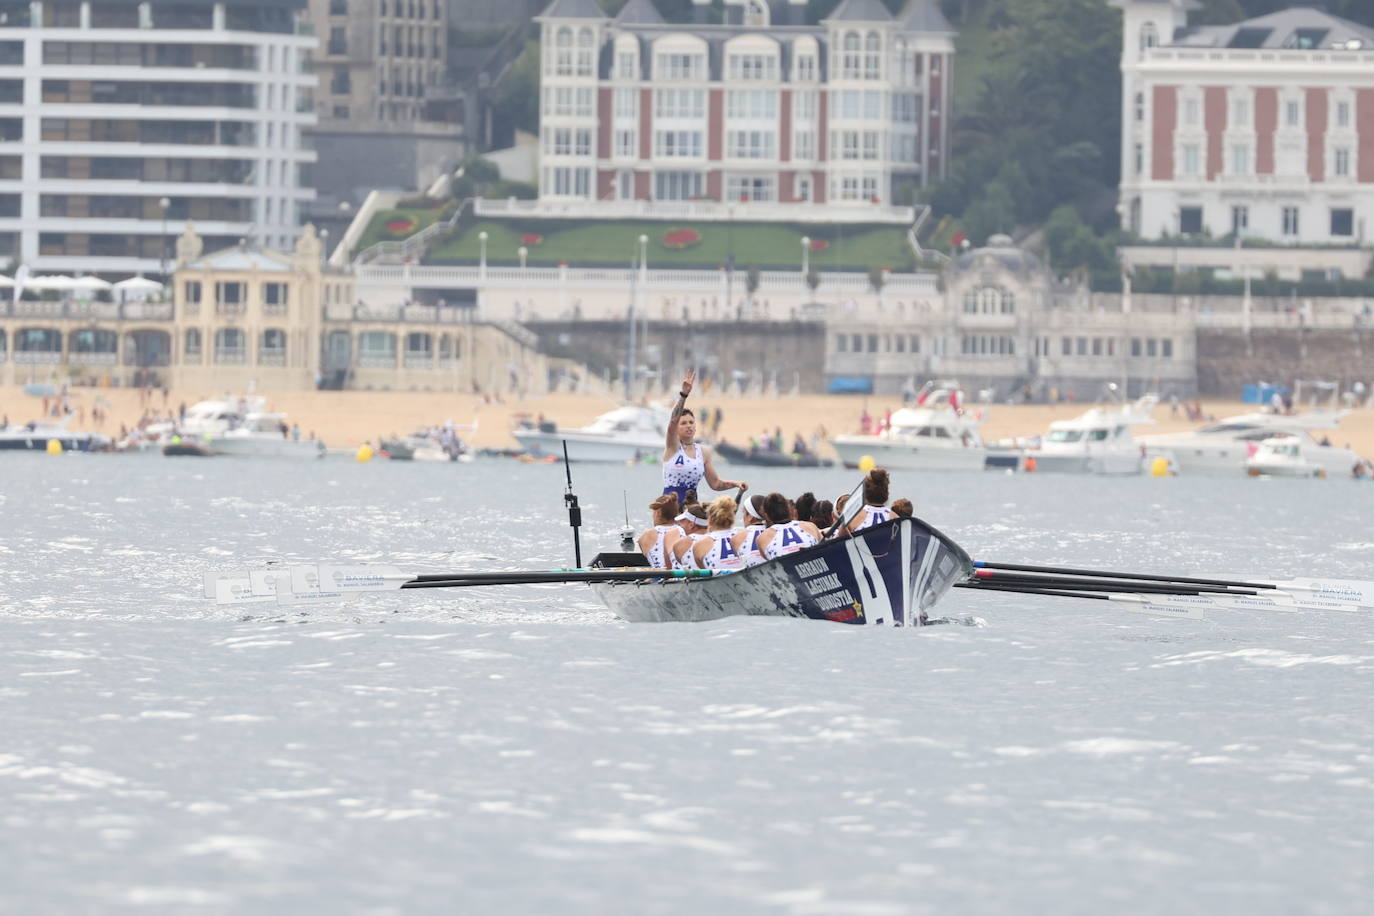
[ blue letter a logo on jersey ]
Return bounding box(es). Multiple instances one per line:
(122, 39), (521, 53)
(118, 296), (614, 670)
(675, 454), (685, 465)
(781, 527), (803, 547)
(718, 538), (737, 561)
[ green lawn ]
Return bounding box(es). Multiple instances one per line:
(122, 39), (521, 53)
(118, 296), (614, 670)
(354, 204), (454, 253)
(425, 219), (914, 271)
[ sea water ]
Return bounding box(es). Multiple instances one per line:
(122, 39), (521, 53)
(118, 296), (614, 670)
(0, 453), (1371, 914)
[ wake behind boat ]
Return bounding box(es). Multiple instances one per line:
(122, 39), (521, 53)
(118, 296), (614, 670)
(590, 517), (971, 625)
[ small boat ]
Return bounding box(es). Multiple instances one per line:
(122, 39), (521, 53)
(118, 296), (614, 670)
(0, 419), (111, 452)
(162, 441), (214, 457)
(589, 517), (972, 625)
(1030, 392), (1158, 475)
(511, 404), (670, 463)
(1139, 407), (1357, 476)
(830, 381), (987, 472)
(715, 441), (834, 468)
(172, 397), (324, 459)
(1245, 435), (1330, 478)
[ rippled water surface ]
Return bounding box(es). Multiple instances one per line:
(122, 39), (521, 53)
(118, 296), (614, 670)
(2, 454), (1372, 914)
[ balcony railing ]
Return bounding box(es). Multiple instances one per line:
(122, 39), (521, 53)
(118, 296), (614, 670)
(69, 352), (119, 366)
(214, 348), (247, 364)
(403, 353), (433, 369)
(357, 353), (397, 368)
(258, 351), (287, 367)
(217, 302), (246, 318)
(13, 351), (62, 364)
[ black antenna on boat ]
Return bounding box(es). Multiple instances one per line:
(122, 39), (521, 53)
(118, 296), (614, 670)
(562, 440), (582, 568)
(620, 491), (635, 551)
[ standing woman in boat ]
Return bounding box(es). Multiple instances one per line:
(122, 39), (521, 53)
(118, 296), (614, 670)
(663, 369), (747, 505)
(637, 494), (684, 569)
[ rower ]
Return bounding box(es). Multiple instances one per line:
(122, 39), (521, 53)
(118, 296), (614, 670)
(890, 498), (913, 518)
(670, 503), (710, 569)
(756, 492), (823, 560)
(844, 468), (892, 534)
(692, 496), (746, 572)
(663, 369), (747, 506)
(637, 493), (683, 569)
(810, 499), (836, 531)
(730, 492), (769, 568)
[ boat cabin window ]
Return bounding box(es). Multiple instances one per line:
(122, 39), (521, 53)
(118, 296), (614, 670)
(1047, 430), (1083, 442)
(1087, 428), (1109, 441)
(1199, 423), (1256, 434)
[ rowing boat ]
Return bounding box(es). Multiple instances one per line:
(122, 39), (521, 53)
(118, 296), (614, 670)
(589, 517), (973, 625)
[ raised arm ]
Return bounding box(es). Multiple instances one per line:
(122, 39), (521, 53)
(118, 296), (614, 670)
(664, 368), (695, 461)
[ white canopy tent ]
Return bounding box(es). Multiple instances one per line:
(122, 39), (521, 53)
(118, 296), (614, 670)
(112, 276), (165, 303)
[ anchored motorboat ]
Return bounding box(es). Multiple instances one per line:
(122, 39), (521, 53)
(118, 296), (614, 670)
(1030, 391), (1157, 475)
(830, 381), (987, 472)
(1139, 407), (1356, 476)
(511, 404), (670, 463)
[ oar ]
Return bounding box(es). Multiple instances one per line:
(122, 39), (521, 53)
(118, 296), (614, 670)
(955, 582), (1206, 620)
(958, 580), (1359, 615)
(974, 561), (1275, 591)
(970, 569), (1258, 596)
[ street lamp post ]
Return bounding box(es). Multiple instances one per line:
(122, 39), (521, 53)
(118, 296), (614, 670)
(478, 230), (488, 281)
(518, 245), (527, 270)
(801, 235), (810, 277)
(158, 196), (171, 278)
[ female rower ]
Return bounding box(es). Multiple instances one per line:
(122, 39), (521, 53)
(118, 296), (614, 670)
(692, 496), (746, 572)
(890, 498), (913, 518)
(670, 503), (710, 569)
(730, 492), (769, 567)
(637, 493), (683, 569)
(844, 468), (892, 534)
(663, 369), (747, 506)
(793, 491), (817, 523)
(756, 492), (823, 560)
(810, 499), (836, 532)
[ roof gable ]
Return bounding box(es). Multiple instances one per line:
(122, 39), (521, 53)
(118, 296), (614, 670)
(538, 0), (607, 20)
(824, 0), (894, 24)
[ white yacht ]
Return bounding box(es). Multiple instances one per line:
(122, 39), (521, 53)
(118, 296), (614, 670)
(1139, 408), (1355, 476)
(830, 382), (988, 472)
(168, 397), (324, 458)
(1245, 435), (1361, 479)
(511, 404), (671, 463)
(1031, 393), (1157, 475)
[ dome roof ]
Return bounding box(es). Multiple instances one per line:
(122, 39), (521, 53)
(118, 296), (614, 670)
(953, 235), (1044, 276)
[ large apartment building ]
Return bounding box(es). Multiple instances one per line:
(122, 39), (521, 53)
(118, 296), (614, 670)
(1115, 0), (1374, 244)
(534, 0), (954, 208)
(0, 0), (318, 277)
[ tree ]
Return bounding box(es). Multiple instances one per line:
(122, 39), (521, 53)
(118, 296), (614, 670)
(961, 181), (1016, 245)
(488, 40), (540, 147)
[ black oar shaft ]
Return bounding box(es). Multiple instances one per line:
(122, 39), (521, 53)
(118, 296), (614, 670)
(976, 561), (1273, 591)
(955, 582), (1111, 601)
(974, 572), (1254, 597)
(403, 569), (705, 588)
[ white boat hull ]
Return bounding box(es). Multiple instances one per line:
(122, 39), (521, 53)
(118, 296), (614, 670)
(512, 430), (661, 463)
(831, 436), (987, 472)
(209, 436), (326, 459)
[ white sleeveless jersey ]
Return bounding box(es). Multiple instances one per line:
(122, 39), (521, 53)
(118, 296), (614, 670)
(672, 533), (707, 570)
(852, 505), (891, 531)
(763, 521), (819, 560)
(642, 524), (678, 568)
(662, 443), (705, 494)
(699, 530), (745, 572)
(736, 524), (767, 567)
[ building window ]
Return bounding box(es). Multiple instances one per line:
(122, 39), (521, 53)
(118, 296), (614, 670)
(726, 175), (774, 201)
(1182, 144), (1201, 177)
(215, 281), (245, 305)
(840, 32), (861, 80)
(654, 130), (703, 158)
(183, 281), (202, 304)
(655, 52), (704, 81)
(1140, 23), (1158, 51)
(655, 89), (705, 119)
(863, 32), (881, 80)
(836, 335), (846, 352)
(1331, 208), (1354, 237)
(616, 50), (636, 80)
(1133, 143), (1143, 175)
(793, 131), (814, 160)
(1184, 97), (1200, 127)
(575, 28), (594, 77)
(1334, 147), (1351, 178)
(328, 27), (346, 56)
(1336, 101), (1351, 128)
(614, 129), (635, 158)
(653, 171), (702, 200)
(263, 282), (288, 309)
(726, 130), (775, 159)
(1285, 100), (1300, 127)
(546, 167), (590, 197)
(727, 54), (776, 82)
(796, 175), (811, 201)
(1282, 206), (1300, 237)
(1231, 205), (1248, 235)
(613, 88), (637, 118)
(1179, 207), (1203, 235)
(1162, 339), (1173, 358)
(1134, 92), (1144, 122)
(795, 55), (815, 82)
(1231, 99), (1250, 128)
(1229, 144), (1250, 175)
(184, 328), (201, 358)
(725, 90), (776, 120)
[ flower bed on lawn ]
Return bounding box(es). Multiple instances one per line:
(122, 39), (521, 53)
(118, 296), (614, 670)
(521, 233), (543, 246)
(663, 228), (701, 249)
(386, 219), (416, 236)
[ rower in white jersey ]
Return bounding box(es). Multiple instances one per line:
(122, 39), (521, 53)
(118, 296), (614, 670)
(730, 493), (769, 568)
(843, 467), (893, 534)
(755, 492), (824, 560)
(662, 369), (747, 507)
(637, 493), (684, 568)
(692, 496), (746, 572)
(669, 503), (710, 570)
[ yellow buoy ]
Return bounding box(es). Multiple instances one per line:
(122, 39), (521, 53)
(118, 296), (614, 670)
(858, 454), (876, 473)
(1150, 456), (1171, 477)
(355, 444), (374, 463)
(46, 438), (63, 456)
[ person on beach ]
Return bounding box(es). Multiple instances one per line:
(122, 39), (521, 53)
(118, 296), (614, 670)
(693, 497), (746, 572)
(663, 369), (746, 506)
(844, 468), (893, 533)
(756, 492), (822, 559)
(670, 503), (710, 570)
(730, 493), (770, 568)
(638, 493), (683, 569)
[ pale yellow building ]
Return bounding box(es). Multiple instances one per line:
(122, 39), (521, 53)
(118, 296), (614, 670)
(0, 224), (549, 395)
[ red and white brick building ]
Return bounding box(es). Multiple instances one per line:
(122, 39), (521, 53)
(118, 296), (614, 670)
(1115, 0), (1374, 244)
(534, 0), (954, 208)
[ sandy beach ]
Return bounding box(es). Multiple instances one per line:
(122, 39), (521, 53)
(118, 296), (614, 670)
(4, 383), (1372, 459)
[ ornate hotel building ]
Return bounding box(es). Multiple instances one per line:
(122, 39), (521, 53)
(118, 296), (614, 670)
(0, 0), (317, 277)
(534, 0), (954, 207)
(1114, 0), (1374, 244)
